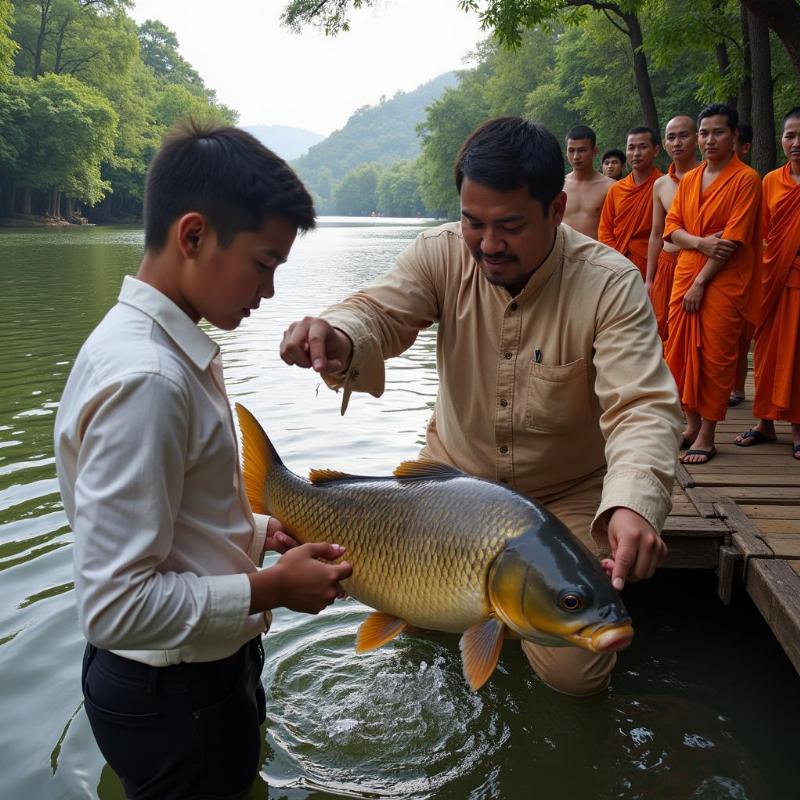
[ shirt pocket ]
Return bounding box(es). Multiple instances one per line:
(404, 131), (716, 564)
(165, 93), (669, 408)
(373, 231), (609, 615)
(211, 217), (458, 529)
(524, 357), (593, 432)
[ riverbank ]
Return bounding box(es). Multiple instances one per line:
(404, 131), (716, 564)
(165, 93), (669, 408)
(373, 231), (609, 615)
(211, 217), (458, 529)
(0, 214), (87, 228)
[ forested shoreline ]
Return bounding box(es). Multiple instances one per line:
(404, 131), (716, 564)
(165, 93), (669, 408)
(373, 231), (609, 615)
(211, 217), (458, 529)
(0, 0), (234, 225)
(2, 1), (799, 225)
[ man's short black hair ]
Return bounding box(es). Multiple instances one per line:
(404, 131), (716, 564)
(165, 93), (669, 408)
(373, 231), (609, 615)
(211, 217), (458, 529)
(454, 117), (565, 211)
(144, 118), (316, 253)
(737, 123), (753, 145)
(566, 125), (596, 146)
(601, 148), (625, 163)
(698, 103), (738, 132)
(782, 107), (800, 127)
(627, 126), (659, 146)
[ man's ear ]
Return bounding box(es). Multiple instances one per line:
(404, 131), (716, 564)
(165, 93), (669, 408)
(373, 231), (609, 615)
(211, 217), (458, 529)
(550, 191), (568, 225)
(176, 213), (208, 260)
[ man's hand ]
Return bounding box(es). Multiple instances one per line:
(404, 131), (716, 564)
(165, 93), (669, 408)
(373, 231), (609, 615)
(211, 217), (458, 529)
(280, 316), (353, 374)
(600, 508), (667, 591)
(264, 516), (298, 554)
(250, 542), (352, 614)
(696, 232), (737, 260)
(682, 281), (705, 313)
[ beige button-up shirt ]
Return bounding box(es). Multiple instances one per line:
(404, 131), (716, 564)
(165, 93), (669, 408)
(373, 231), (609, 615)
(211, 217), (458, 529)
(321, 222), (682, 542)
(55, 277), (270, 666)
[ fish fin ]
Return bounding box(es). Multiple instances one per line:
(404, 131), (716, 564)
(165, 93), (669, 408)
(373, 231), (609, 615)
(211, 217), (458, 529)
(235, 403), (281, 515)
(308, 468), (361, 484)
(393, 458), (464, 480)
(355, 612), (408, 653)
(459, 616), (506, 691)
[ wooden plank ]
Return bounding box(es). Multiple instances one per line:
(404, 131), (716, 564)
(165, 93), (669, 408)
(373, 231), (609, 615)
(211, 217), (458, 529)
(662, 535), (720, 569)
(792, 562), (800, 577)
(662, 516), (728, 535)
(754, 519), (800, 535)
(669, 502), (699, 516)
(746, 559), (800, 674)
(761, 535), (800, 559)
(740, 504), (800, 520)
(689, 473), (800, 487)
(710, 487), (800, 503)
(717, 545), (739, 605)
(683, 486), (721, 517)
(674, 461), (694, 489)
(713, 501), (773, 559)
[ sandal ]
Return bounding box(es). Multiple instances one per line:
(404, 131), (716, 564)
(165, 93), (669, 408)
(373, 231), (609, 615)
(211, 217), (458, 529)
(681, 446), (717, 464)
(793, 444), (800, 461)
(728, 392), (745, 407)
(735, 428), (776, 447)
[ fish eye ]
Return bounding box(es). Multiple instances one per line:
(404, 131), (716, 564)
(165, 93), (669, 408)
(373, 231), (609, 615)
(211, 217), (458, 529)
(559, 592), (584, 612)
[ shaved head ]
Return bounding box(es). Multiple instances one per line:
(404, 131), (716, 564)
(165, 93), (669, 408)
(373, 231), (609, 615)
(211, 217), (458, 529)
(665, 115), (696, 135)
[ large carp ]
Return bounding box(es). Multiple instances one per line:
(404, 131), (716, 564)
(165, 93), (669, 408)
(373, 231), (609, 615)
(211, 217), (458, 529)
(237, 404), (633, 690)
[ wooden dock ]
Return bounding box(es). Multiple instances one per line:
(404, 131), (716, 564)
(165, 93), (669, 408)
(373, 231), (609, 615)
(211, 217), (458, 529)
(661, 375), (800, 674)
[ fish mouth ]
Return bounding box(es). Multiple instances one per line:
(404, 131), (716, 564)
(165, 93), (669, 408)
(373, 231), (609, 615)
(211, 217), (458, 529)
(569, 623), (634, 653)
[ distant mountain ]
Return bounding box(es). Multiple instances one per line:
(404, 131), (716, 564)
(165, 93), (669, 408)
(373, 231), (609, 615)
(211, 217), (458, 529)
(244, 124), (325, 161)
(292, 72), (459, 211)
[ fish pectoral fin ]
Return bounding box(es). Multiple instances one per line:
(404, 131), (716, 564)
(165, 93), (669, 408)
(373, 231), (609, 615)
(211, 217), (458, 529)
(393, 458), (464, 480)
(355, 612), (408, 653)
(459, 616), (506, 691)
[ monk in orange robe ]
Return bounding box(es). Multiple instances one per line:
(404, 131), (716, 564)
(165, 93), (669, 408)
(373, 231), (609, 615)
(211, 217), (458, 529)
(735, 108), (800, 459)
(646, 116), (700, 341)
(663, 103), (762, 464)
(599, 126), (662, 278)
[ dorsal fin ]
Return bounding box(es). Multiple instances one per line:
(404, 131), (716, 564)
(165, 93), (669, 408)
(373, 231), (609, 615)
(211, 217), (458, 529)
(308, 468), (362, 484)
(393, 458), (464, 480)
(235, 403), (282, 515)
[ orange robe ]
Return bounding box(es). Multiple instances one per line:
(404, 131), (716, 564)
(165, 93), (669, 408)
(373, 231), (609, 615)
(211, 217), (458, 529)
(753, 163), (800, 422)
(652, 249), (678, 341)
(599, 168), (662, 278)
(663, 155), (762, 421)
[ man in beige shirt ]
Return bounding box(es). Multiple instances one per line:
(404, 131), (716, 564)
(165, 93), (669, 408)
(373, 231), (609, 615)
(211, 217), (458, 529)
(281, 117), (683, 696)
(563, 124), (616, 239)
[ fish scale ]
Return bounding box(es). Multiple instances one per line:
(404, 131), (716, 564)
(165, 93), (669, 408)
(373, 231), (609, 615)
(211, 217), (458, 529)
(262, 467), (534, 631)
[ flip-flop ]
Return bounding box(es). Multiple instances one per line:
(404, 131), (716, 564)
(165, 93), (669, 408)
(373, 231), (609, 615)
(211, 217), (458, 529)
(793, 444), (800, 461)
(735, 428), (776, 447)
(681, 446), (717, 464)
(679, 436), (695, 450)
(728, 393), (745, 407)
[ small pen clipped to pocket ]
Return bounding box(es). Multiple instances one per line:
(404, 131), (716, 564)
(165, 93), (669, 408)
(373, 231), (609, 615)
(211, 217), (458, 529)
(533, 349), (543, 364)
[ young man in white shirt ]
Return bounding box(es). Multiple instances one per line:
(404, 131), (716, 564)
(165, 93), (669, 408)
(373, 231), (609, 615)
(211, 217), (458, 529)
(54, 121), (352, 800)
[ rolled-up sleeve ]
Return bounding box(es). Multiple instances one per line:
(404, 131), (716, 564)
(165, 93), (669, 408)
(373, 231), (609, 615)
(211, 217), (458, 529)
(590, 269), (683, 539)
(73, 371), (252, 650)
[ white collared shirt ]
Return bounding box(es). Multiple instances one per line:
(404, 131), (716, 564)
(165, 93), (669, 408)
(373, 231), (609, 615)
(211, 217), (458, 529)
(55, 276), (270, 666)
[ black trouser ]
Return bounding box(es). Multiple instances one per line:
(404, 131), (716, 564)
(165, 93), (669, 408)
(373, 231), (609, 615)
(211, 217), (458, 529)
(81, 638), (266, 800)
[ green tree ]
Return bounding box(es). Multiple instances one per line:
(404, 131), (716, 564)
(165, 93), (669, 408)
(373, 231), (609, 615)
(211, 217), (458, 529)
(375, 160), (427, 216)
(0, 0), (16, 82)
(332, 163), (380, 215)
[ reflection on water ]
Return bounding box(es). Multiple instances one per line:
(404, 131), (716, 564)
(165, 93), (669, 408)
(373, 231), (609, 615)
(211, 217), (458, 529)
(0, 221), (798, 800)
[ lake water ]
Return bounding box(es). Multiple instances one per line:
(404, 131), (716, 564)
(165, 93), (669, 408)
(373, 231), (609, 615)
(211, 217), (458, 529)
(1, 220), (798, 800)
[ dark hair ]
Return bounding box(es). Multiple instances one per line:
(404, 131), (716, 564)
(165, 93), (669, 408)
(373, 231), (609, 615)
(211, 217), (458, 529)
(698, 103), (738, 131)
(454, 117), (565, 210)
(627, 126), (659, 146)
(144, 118), (315, 252)
(565, 125), (596, 146)
(601, 148), (625, 163)
(782, 107), (800, 128)
(737, 123), (753, 144)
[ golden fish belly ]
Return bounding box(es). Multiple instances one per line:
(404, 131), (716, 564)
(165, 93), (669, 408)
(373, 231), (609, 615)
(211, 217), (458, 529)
(264, 471), (532, 632)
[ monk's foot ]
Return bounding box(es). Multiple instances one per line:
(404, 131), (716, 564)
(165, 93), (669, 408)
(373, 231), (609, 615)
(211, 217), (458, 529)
(793, 443), (800, 461)
(734, 422), (776, 447)
(728, 391), (746, 407)
(681, 438), (717, 464)
(679, 430), (700, 450)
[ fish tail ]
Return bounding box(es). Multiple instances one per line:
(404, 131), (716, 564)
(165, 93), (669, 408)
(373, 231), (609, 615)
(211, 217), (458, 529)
(235, 403), (283, 515)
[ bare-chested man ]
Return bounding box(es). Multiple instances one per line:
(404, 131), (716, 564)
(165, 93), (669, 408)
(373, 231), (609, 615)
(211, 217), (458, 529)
(601, 149), (626, 180)
(645, 115), (700, 340)
(563, 125), (615, 239)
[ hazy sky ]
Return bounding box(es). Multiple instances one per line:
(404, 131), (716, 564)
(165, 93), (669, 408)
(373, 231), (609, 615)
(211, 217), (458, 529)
(130, 0), (486, 135)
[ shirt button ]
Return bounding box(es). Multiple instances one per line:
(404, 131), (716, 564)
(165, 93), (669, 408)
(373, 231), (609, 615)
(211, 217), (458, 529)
(504, 351), (513, 359)
(499, 445), (509, 454)
(510, 302), (518, 311)
(499, 398), (508, 407)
